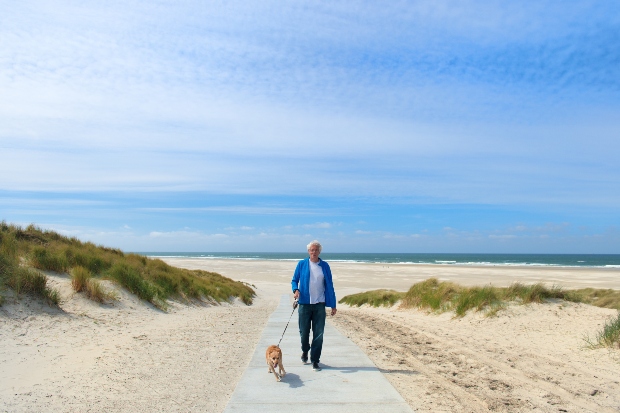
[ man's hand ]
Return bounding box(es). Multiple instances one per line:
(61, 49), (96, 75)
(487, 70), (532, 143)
(293, 290), (300, 300)
(331, 308), (337, 316)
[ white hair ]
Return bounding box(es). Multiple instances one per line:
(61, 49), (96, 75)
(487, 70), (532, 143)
(306, 240), (322, 253)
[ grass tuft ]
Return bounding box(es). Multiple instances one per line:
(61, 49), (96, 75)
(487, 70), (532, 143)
(338, 289), (404, 307)
(585, 312), (620, 349)
(453, 285), (502, 317)
(85, 278), (118, 303)
(71, 266), (90, 292)
(597, 312), (620, 348)
(400, 278), (461, 312)
(5, 266), (60, 306)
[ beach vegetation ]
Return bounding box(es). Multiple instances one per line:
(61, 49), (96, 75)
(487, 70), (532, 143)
(71, 266), (90, 292)
(340, 278), (605, 317)
(570, 288), (620, 310)
(0, 221), (254, 309)
(585, 312), (620, 349)
(0, 225), (60, 306)
(71, 265), (118, 303)
(85, 278), (118, 303)
(338, 289), (404, 307)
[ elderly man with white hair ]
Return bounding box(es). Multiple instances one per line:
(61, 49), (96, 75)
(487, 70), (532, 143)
(291, 240), (337, 371)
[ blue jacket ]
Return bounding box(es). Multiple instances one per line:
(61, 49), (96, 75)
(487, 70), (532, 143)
(291, 258), (337, 308)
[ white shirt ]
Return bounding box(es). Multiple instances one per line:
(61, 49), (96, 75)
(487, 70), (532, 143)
(309, 260), (326, 304)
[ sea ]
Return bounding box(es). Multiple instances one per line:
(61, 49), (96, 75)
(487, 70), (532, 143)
(141, 252), (620, 268)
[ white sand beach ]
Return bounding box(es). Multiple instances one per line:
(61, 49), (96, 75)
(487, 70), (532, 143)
(1, 258), (619, 412)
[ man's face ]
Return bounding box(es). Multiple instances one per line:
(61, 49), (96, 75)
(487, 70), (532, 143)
(308, 246), (320, 261)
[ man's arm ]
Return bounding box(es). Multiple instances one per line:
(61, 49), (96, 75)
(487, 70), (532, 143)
(322, 262), (337, 316)
(291, 261), (301, 298)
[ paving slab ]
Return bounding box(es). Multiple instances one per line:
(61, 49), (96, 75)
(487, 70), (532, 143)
(224, 295), (414, 413)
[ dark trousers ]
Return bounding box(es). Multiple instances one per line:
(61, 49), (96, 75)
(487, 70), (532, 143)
(298, 303), (326, 363)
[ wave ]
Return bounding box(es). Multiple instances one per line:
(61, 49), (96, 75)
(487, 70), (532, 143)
(142, 252), (620, 268)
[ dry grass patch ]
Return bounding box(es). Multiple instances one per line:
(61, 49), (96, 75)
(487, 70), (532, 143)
(572, 288), (620, 310)
(71, 266), (90, 292)
(85, 278), (118, 303)
(71, 266), (117, 303)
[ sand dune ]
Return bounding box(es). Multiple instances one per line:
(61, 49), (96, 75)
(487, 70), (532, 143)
(1, 258), (619, 412)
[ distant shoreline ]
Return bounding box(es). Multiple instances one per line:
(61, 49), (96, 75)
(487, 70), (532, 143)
(143, 252), (620, 269)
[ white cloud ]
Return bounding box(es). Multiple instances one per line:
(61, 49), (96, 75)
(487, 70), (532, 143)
(303, 222), (332, 229)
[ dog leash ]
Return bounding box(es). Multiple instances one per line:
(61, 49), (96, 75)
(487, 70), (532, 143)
(277, 299), (298, 348)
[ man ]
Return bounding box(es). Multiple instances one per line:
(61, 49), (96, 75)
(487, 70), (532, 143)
(291, 240), (337, 371)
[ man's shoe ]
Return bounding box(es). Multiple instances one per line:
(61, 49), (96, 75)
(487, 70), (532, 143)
(301, 352), (308, 363)
(312, 362), (321, 371)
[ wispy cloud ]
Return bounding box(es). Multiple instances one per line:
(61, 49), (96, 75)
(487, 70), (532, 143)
(303, 222), (332, 229)
(138, 206), (325, 215)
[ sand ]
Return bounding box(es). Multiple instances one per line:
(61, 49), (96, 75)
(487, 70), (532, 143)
(1, 258), (619, 412)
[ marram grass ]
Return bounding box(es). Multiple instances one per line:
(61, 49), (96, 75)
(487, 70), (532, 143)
(0, 226), (60, 306)
(71, 266), (117, 303)
(85, 278), (118, 303)
(71, 266), (90, 292)
(585, 312), (620, 349)
(338, 289), (405, 308)
(0, 221), (254, 309)
(340, 277), (620, 318)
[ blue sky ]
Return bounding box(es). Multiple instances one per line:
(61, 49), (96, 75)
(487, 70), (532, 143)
(1, 1), (619, 253)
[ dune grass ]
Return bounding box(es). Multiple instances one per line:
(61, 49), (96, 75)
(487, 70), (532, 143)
(0, 225), (60, 306)
(85, 278), (118, 303)
(338, 289), (405, 307)
(0, 221), (254, 309)
(584, 312), (620, 349)
(71, 266), (118, 303)
(339, 277), (616, 318)
(571, 288), (620, 310)
(596, 312), (620, 348)
(71, 266), (90, 292)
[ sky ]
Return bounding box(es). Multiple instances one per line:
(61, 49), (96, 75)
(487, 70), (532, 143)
(1, 0), (619, 253)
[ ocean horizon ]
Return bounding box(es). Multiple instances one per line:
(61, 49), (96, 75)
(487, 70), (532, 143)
(141, 252), (620, 268)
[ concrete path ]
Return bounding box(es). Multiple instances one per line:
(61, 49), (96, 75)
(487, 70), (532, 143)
(224, 295), (414, 413)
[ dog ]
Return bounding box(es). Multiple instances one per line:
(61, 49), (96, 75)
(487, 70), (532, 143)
(265, 345), (286, 381)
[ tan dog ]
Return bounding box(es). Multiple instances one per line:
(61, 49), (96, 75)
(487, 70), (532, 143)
(265, 345), (286, 381)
